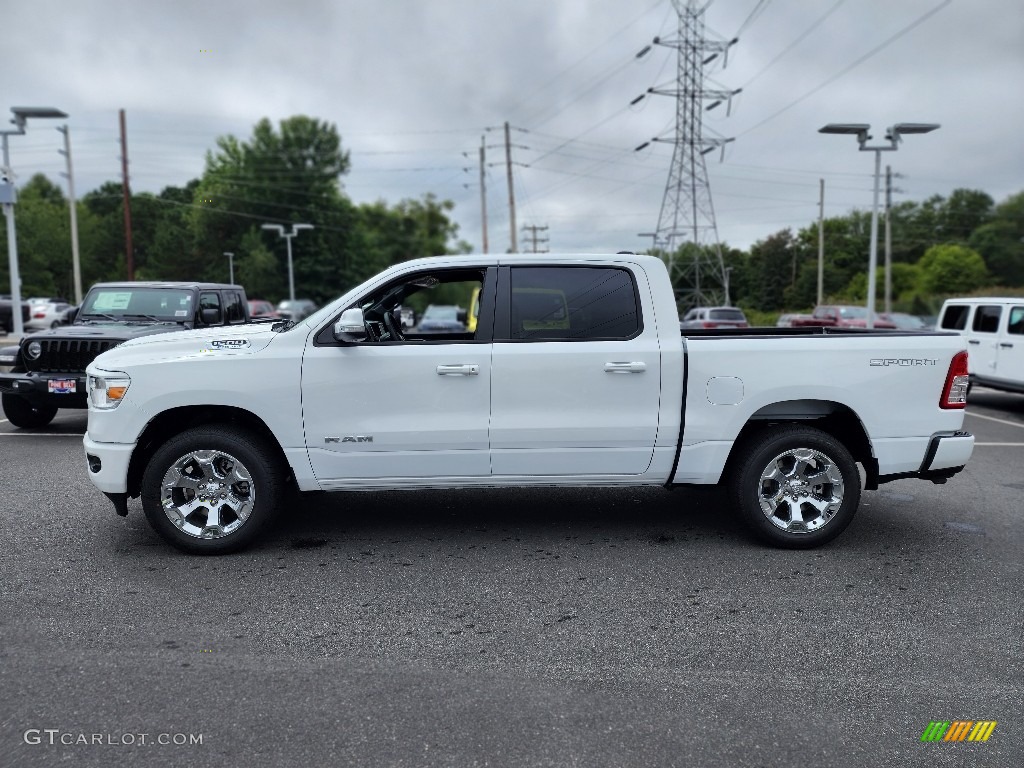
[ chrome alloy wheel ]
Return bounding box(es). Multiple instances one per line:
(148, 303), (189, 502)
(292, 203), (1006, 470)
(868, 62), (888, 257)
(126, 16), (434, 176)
(159, 449), (255, 539)
(757, 446), (845, 534)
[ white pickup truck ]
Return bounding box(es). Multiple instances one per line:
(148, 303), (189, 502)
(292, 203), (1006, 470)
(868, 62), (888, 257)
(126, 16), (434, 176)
(83, 254), (974, 554)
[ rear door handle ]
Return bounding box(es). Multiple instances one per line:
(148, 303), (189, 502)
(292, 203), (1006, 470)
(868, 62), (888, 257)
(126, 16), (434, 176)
(968, 340), (980, 345)
(436, 364), (479, 376)
(604, 362), (646, 374)
(1000, 342), (1014, 348)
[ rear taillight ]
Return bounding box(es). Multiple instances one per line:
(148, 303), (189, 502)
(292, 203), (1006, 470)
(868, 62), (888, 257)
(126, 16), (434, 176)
(940, 350), (969, 409)
(33, 312), (45, 319)
(702, 321), (715, 328)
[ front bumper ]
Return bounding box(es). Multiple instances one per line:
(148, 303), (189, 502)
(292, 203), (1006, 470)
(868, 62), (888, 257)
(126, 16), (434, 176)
(0, 371), (88, 408)
(83, 434), (136, 495)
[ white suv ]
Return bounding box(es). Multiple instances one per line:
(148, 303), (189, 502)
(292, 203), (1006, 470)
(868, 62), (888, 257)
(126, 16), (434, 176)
(937, 297), (1024, 394)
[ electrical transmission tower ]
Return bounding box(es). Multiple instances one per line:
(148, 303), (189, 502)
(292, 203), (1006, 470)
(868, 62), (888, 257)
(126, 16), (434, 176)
(639, 0), (739, 309)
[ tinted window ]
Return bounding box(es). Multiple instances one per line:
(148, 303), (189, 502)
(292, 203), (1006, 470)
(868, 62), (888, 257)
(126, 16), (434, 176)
(1008, 307), (1024, 336)
(224, 292), (245, 323)
(972, 305), (1001, 333)
(508, 267), (639, 341)
(940, 305), (969, 330)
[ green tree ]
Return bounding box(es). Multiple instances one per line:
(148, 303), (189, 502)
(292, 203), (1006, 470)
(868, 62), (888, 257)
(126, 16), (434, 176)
(968, 192), (1024, 286)
(0, 174), (72, 298)
(916, 244), (988, 294)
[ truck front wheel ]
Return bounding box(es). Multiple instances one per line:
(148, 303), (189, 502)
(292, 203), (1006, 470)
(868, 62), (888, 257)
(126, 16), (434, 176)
(2, 393), (58, 428)
(140, 425), (283, 554)
(729, 425), (861, 548)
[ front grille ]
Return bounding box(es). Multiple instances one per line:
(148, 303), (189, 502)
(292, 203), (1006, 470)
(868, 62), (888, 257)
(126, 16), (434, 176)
(24, 339), (120, 373)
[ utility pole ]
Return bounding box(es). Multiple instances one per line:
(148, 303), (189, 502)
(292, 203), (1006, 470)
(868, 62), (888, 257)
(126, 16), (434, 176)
(119, 109), (134, 281)
(479, 136), (488, 253)
(817, 179), (825, 305)
(521, 224), (549, 254)
(635, 0), (738, 309)
(504, 121), (517, 252)
(884, 165), (893, 314)
(57, 125), (83, 304)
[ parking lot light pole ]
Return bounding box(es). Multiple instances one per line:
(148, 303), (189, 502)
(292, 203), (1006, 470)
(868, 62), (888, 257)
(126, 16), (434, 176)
(2, 106), (68, 336)
(261, 223), (313, 302)
(819, 122), (939, 328)
(224, 252), (235, 284)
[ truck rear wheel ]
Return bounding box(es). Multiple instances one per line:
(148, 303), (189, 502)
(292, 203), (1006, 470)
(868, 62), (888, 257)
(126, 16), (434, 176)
(140, 425), (283, 554)
(729, 425), (861, 548)
(2, 393), (58, 428)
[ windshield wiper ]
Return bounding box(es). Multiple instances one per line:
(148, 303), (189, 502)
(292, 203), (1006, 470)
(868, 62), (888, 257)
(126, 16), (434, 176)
(122, 313), (167, 322)
(81, 312), (119, 321)
(272, 319), (296, 332)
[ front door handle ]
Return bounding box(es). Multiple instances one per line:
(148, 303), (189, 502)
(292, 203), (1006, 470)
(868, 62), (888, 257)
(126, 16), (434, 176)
(968, 339), (980, 345)
(437, 364), (479, 376)
(604, 362), (646, 374)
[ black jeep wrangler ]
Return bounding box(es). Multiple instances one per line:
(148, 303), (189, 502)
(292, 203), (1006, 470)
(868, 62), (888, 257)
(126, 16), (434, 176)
(0, 282), (250, 428)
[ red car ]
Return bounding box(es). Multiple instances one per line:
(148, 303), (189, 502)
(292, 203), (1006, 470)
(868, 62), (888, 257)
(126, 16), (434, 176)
(790, 305), (897, 329)
(247, 299), (281, 320)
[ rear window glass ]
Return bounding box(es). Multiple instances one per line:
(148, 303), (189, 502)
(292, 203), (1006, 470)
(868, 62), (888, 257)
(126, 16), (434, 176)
(1007, 307), (1024, 336)
(972, 305), (1001, 333)
(939, 305), (970, 330)
(508, 267), (639, 341)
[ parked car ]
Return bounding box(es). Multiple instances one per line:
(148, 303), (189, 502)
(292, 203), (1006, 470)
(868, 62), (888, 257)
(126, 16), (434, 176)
(24, 301), (72, 331)
(25, 296), (68, 309)
(276, 299), (318, 322)
(680, 306), (749, 329)
(936, 297), (1024, 394)
(0, 297), (30, 334)
(879, 312), (930, 331)
(248, 299), (281, 320)
(81, 253), (973, 554)
(0, 281), (250, 428)
(416, 304), (466, 333)
(775, 313), (810, 328)
(790, 305), (898, 329)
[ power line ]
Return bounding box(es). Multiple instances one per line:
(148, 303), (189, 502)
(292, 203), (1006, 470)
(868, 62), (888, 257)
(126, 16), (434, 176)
(737, 0), (954, 138)
(738, 0), (847, 89)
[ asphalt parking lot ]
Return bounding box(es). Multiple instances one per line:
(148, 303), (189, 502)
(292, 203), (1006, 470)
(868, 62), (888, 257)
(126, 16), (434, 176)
(1, 390), (1021, 767)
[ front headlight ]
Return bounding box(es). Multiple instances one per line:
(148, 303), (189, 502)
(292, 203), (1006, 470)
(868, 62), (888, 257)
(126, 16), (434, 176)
(87, 373), (131, 409)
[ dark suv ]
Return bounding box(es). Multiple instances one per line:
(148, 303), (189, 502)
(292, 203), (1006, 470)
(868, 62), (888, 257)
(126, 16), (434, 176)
(0, 281), (249, 428)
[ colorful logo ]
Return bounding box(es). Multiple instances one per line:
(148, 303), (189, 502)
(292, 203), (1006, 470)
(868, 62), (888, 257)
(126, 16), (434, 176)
(920, 721), (997, 742)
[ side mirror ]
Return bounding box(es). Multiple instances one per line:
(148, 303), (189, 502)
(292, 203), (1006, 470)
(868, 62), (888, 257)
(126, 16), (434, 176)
(65, 306), (79, 324)
(200, 307), (222, 325)
(333, 307), (367, 342)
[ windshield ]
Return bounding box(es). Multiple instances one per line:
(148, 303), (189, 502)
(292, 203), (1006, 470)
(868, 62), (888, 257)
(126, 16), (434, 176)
(81, 288), (193, 321)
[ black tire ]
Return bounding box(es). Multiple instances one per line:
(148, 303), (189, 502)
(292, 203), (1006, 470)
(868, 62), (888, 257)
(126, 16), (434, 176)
(729, 425), (861, 548)
(140, 425), (284, 555)
(2, 393), (58, 428)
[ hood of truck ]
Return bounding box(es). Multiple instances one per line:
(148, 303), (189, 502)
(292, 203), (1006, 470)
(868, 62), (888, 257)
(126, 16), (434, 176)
(90, 323), (280, 370)
(22, 320), (191, 343)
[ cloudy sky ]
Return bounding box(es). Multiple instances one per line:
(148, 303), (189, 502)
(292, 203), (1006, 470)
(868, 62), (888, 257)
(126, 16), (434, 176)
(6, 0), (1023, 253)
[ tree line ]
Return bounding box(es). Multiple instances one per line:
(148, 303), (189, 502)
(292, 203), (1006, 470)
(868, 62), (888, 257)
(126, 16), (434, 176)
(2, 114), (1021, 318)
(0, 115), (468, 306)
(708, 187), (1024, 319)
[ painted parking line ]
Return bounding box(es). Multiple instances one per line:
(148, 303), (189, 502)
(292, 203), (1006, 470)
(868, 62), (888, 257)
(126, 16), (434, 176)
(0, 433), (82, 437)
(965, 410), (1024, 429)
(973, 442), (1024, 447)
